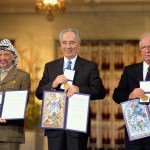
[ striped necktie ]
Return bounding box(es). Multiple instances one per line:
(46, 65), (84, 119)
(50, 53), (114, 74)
(66, 60), (72, 69)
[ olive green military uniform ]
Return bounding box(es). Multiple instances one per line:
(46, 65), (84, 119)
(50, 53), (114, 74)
(0, 66), (30, 150)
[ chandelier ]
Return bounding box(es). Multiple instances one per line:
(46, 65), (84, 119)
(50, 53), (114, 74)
(35, 0), (66, 21)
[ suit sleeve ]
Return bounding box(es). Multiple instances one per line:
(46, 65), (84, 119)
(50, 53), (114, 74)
(79, 63), (106, 100)
(113, 67), (131, 104)
(36, 64), (54, 100)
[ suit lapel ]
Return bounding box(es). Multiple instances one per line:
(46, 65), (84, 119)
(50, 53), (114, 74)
(74, 56), (83, 71)
(1, 67), (17, 84)
(136, 62), (143, 81)
(73, 56), (85, 84)
(57, 58), (64, 74)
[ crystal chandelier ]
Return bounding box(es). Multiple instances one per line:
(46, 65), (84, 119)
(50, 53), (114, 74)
(35, 0), (66, 21)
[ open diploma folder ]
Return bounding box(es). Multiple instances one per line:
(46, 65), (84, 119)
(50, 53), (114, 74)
(120, 99), (150, 141)
(41, 91), (90, 133)
(0, 90), (28, 120)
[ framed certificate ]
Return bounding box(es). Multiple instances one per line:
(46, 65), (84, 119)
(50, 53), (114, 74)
(0, 90), (29, 120)
(121, 99), (150, 141)
(40, 91), (90, 133)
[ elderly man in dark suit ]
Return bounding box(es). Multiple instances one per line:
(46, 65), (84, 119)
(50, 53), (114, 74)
(36, 28), (106, 150)
(0, 39), (30, 150)
(113, 34), (150, 150)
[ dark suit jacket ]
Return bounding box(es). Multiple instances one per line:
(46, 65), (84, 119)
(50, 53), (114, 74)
(36, 56), (106, 136)
(0, 67), (30, 143)
(113, 62), (143, 104)
(112, 62), (150, 148)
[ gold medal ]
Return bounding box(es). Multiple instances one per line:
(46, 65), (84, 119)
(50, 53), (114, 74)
(141, 95), (149, 101)
(64, 82), (70, 89)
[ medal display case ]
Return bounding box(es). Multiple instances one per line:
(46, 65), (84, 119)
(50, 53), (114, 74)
(56, 40), (142, 150)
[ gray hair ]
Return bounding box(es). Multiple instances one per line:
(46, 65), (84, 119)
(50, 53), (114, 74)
(139, 33), (150, 48)
(59, 28), (81, 43)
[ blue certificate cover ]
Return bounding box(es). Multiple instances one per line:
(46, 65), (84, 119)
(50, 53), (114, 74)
(40, 91), (90, 133)
(121, 99), (150, 141)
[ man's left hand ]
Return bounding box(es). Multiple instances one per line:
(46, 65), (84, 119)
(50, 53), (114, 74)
(64, 85), (79, 97)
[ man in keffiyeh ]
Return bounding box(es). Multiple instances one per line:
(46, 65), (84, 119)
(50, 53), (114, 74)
(0, 39), (31, 150)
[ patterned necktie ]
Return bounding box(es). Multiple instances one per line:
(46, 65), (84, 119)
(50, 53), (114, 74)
(66, 60), (72, 69)
(146, 66), (150, 81)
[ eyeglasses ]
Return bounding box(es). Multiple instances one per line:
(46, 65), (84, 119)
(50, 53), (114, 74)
(141, 45), (150, 50)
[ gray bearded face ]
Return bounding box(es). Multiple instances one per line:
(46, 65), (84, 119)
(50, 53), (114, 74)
(0, 50), (15, 70)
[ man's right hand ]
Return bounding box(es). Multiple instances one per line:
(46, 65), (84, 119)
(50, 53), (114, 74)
(129, 88), (145, 99)
(52, 75), (67, 88)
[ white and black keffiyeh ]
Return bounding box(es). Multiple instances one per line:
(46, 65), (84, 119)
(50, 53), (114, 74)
(0, 39), (18, 68)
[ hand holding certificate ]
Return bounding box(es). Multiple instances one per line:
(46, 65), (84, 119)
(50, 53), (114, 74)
(41, 91), (90, 133)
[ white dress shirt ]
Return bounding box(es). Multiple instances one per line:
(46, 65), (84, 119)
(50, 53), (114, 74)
(143, 61), (150, 81)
